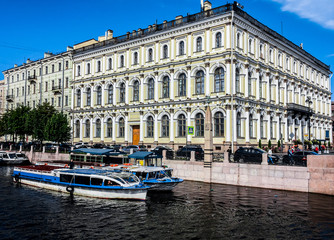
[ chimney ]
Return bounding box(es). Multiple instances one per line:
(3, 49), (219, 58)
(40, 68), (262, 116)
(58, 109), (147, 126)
(132, 30), (136, 37)
(300, 43), (303, 49)
(67, 46), (73, 51)
(14, 64), (18, 68)
(203, 1), (212, 11)
(26, 58), (31, 64)
(175, 15), (183, 24)
(44, 52), (53, 58)
(107, 29), (113, 39)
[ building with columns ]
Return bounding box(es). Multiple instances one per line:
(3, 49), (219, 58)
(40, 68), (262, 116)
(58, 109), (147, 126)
(71, 1), (332, 151)
(2, 50), (73, 113)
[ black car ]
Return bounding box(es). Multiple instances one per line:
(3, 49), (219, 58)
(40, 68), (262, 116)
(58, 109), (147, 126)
(234, 147), (279, 164)
(176, 145), (204, 160)
(282, 151), (318, 166)
(152, 146), (174, 159)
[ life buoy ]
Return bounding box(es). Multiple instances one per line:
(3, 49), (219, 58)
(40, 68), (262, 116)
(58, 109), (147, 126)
(110, 164), (119, 167)
(124, 163), (132, 166)
(66, 186), (74, 193)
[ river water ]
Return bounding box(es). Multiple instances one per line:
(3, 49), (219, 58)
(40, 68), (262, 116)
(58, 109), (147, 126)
(1, 166), (334, 240)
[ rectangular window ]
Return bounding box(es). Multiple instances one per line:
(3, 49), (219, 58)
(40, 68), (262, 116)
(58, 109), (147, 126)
(65, 96), (68, 106)
(91, 178), (103, 186)
(22, 87), (24, 96)
(65, 77), (69, 88)
(45, 82), (48, 92)
(51, 98), (54, 106)
(58, 97), (61, 107)
(60, 174), (73, 183)
(74, 176), (90, 185)
(66, 61), (69, 69)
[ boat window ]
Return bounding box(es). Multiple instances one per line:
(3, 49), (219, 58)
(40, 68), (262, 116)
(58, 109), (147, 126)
(148, 172), (157, 179)
(164, 170), (172, 177)
(91, 178), (103, 186)
(8, 153), (16, 158)
(60, 174), (73, 183)
(74, 176), (90, 185)
(16, 154), (25, 158)
(104, 180), (120, 186)
(135, 172), (147, 180)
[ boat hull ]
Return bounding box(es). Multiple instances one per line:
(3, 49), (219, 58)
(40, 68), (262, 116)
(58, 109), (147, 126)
(144, 179), (183, 191)
(14, 177), (147, 200)
(1, 160), (30, 165)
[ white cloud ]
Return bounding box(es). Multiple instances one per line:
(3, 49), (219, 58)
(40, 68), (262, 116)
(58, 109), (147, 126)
(271, 0), (334, 30)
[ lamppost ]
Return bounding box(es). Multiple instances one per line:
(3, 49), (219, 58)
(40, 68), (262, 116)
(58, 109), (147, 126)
(306, 96), (313, 142)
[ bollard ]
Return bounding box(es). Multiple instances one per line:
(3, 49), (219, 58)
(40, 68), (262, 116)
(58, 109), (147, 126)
(30, 145), (34, 153)
(9, 144), (12, 151)
(223, 152), (230, 165)
(162, 150), (167, 161)
(190, 151), (195, 162)
(19, 145), (22, 153)
(0, 144), (3, 150)
(56, 146), (59, 155)
(43, 146), (46, 153)
(261, 153), (268, 165)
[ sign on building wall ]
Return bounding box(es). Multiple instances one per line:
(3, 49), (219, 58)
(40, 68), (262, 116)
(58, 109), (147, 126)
(188, 126), (194, 135)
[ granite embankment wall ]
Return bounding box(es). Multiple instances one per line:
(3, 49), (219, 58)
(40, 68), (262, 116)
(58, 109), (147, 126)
(20, 150), (334, 195)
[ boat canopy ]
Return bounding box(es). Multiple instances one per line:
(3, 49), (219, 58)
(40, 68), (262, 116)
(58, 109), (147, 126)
(128, 151), (162, 159)
(71, 148), (120, 156)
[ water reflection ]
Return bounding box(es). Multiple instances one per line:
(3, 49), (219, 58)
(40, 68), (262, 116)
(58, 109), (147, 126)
(0, 166), (333, 239)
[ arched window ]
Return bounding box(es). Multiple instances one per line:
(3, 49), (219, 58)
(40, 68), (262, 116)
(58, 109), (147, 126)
(260, 45), (264, 58)
(97, 61), (101, 72)
(178, 73), (186, 96)
(269, 49), (273, 62)
(120, 83), (125, 103)
(236, 33), (241, 48)
(195, 113), (204, 137)
(77, 65), (81, 76)
(162, 76), (169, 98)
(96, 86), (102, 105)
(248, 71), (252, 96)
(108, 85), (113, 104)
(248, 39), (252, 53)
(215, 32), (222, 48)
(133, 52), (138, 65)
(278, 54), (282, 66)
(87, 63), (90, 74)
(120, 55), (125, 68)
(235, 68), (240, 93)
(85, 119), (90, 138)
(163, 45), (168, 59)
(148, 48), (153, 62)
(214, 112), (224, 137)
(195, 70), (204, 94)
(249, 114), (253, 138)
(278, 81), (281, 103)
(108, 58), (112, 70)
(107, 119), (112, 138)
(260, 116), (264, 139)
(147, 116), (154, 137)
(259, 75), (263, 99)
(148, 78), (154, 100)
(75, 120), (80, 138)
(237, 112), (241, 138)
(179, 41), (185, 55)
(214, 67), (224, 92)
(178, 114), (186, 137)
(196, 37), (202, 52)
(119, 118), (125, 137)
(133, 81), (139, 101)
(86, 88), (91, 106)
(161, 115), (169, 137)
(96, 119), (101, 138)
(76, 89), (81, 107)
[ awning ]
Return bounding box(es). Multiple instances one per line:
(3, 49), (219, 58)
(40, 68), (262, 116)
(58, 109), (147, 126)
(128, 151), (162, 159)
(71, 148), (120, 156)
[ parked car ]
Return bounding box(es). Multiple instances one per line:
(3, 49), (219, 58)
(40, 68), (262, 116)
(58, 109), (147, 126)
(234, 147), (279, 164)
(59, 143), (72, 152)
(44, 143), (58, 151)
(176, 145), (204, 160)
(152, 146), (174, 159)
(123, 145), (147, 154)
(92, 143), (107, 149)
(282, 151), (318, 166)
(74, 142), (89, 149)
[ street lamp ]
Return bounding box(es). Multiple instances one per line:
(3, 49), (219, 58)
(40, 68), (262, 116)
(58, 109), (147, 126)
(306, 96), (313, 142)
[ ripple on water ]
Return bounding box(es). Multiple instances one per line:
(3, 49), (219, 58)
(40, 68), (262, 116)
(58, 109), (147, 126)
(1, 166), (334, 239)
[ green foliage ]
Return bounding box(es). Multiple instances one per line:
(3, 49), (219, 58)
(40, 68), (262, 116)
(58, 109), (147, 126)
(258, 139), (262, 149)
(328, 141), (331, 148)
(312, 139), (319, 145)
(268, 139), (272, 149)
(277, 140), (281, 148)
(45, 112), (71, 143)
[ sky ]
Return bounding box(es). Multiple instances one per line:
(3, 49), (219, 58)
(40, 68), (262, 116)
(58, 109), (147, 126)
(1, 0), (334, 92)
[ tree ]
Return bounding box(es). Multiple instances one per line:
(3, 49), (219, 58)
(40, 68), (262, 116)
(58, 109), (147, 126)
(45, 112), (71, 143)
(268, 139), (272, 149)
(258, 139), (262, 149)
(277, 140), (281, 148)
(27, 102), (56, 143)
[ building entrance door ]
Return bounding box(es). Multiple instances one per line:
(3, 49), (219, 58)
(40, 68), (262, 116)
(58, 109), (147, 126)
(132, 125), (140, 145)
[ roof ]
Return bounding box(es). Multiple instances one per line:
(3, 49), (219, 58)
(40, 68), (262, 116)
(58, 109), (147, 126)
(128, 151), (162, 159)
(71, 148), (118, 156)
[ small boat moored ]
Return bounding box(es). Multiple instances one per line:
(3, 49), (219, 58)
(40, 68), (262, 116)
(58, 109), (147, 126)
(13, 165), (149, 200)
(0, 152), (30, 165)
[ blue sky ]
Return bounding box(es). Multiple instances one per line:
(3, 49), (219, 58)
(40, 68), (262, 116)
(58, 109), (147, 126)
(1, 0), (334, 91)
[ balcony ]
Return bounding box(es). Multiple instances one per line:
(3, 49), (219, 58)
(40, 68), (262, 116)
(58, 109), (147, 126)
(28, 75), (37, 83)
(6, 95), (14, 102)
(286, 103), (313, 117)
(52, 85), (62, 94)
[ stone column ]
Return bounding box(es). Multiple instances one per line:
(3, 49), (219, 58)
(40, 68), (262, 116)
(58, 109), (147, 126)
(245, 111), (250, 144)
(71, 87), (74, 110)
(125, 80), (129, 104)
(171, 37), (175, 60)
(80, 87), (84, 108)
(186, 108), (191, 144)
(203, 106), (213, 183)
(225, 61), (231, 95)
(187, 66), (191, 98)
(101, 116), (105, 143)
(79, 118), (83, 142)
(267, 115), (271, 141)
(170, 69), (175, 100)
(154, 111), (158, 144)
(112, 115), (116, 144)
(245, 67), (249, 97)
(101, 83), (105, 107)
(90, 117), (93, 143)
(257, 112), (261, 141)
(124, 114), (129, 144)
(226, 108), (231, 143)
(113, 81), (117, 105)
(261, 152), (268, 165)
(154, 73), (158, 101)
(205, 63), (210, 96)
(170, 110), (174, 144)
(140, 74), (144, 103)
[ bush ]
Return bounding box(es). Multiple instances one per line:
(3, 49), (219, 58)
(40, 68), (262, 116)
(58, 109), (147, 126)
(268, 140), (272, 149)
(259, 139), (262, 149)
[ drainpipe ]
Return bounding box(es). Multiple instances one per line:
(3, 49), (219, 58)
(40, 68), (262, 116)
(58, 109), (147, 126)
(61, 54), (65, 112)
(231, 6), (235, 153)
(40, 61), (43, 105)
(24, 64), (27, 106)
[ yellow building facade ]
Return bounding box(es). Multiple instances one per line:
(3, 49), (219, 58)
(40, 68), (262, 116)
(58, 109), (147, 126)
(71, 2), (332, 151)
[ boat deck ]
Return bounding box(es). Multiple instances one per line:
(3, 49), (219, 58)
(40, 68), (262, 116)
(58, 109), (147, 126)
(16, 165), (64, 172)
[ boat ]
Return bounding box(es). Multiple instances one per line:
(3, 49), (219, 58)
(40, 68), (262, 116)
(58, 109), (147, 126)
(107, 164), (183, 191)
(0, 151), (30, 165)
(12, 165), (149, 200)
